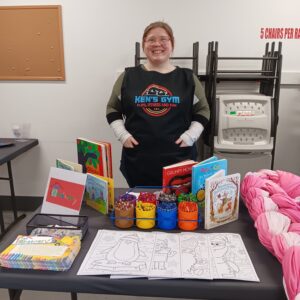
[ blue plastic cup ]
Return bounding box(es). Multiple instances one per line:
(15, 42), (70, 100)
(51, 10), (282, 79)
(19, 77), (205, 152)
(157, 204), (178, 230)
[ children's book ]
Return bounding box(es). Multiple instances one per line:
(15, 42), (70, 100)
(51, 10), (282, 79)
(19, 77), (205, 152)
(85, 173), (109, 215)
(56, 158), (83, 173)
(204, 173), (241, 230)
(77, 138), (109, 177)
(192, 156), (227, 208)
(41, 167), (87, 215)
(97, 140), (113, 178)
(98, 175), (115, 211)
(162, 160), (197, 195)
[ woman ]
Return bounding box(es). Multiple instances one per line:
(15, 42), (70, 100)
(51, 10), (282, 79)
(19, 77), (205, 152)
(106, 21), (210, 187)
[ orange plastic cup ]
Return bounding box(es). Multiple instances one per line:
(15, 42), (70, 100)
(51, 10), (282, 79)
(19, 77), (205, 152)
(114, 205), (134, 229)
(178, 201), (198, 231)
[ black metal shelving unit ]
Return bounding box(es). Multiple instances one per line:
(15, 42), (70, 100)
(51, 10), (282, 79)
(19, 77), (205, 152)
(134, 42), (200, 75)
(203, 41), (283, 169)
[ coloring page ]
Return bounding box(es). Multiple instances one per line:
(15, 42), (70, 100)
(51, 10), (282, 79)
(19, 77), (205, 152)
(149, 232), (181, 278)
(208, 233), (259, 282)
(180, 233), (212, 279)
(77, 230), (156, 276)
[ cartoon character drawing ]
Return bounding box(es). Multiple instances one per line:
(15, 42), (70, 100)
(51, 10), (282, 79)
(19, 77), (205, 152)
(90, 234), (147, 271)
(210, 236), (239, 277)
(152, 239), (176, 270)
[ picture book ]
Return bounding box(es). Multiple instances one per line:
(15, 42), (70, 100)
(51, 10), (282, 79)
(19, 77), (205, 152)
(97, 140), (113, 178)
(77, 138), (109, 177)
(162, 160), (197, 195)
(85, 173), (109, 215)
(41, 167), (87, 215)
(0, 235), (81, 271)
(56, 158), (83, 173)
(204, 173), (241, 230)
(98, 175), (115, 211)
(192, 157), (227, 208)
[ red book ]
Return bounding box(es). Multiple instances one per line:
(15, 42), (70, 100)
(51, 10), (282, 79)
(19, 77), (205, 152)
(97, 140), (113, 178)
(162, 160), (197, 196)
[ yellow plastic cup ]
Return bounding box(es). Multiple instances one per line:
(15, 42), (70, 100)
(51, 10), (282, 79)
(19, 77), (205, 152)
(135, 201), (156, 229)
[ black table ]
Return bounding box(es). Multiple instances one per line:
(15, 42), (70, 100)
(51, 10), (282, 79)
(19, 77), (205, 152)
(0, 189), (286, 300)
(0, 138), (39, 239)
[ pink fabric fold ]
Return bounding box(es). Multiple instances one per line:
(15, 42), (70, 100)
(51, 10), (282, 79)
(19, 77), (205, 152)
(241, 172), (265, 199)
(289, 223), (300, 235)
(271, 194), (300, 223)
(278, 171), (300, 199)
(272, 232), (300, 263)
(261, 180), (288, 196)
(248, 195), (278, 221)
(255, 211), (290, 254)
(258, 169), (279, 181)
(282, 246), (300, 300)
(244, 187), (269, 208)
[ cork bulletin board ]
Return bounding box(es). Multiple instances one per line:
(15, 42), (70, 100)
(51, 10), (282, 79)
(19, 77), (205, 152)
(0, 5), (65, 80)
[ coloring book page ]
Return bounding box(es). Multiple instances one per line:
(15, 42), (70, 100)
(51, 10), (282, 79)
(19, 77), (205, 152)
(77, 230), (259, 282)
(208, 233), (259, 282)
(148, 232), (181, 278)
(180, 233), (212, 279)
(77, 230), (156, 276)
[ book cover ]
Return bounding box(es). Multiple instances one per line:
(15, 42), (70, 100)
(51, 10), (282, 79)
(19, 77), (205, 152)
(192, 157), (227, 208)
(162, 160), (197, 195)
(97, 141), (113, 178)
(204, 173), (241, 230)
(56, 158), (83, 173)
(98, 175), (115, 211)
(85, 173), (108, 214)
(41, 167), (87, 215)
(77, 138), (108, 177)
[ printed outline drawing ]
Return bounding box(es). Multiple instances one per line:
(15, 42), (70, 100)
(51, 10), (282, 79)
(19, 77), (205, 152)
(152, 238), (176, 270)
(210, 235), (240, 278)
(90, 233), (147, 272)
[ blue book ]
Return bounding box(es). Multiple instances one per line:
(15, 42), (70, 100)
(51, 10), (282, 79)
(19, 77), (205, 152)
(192, 156), (228, 207)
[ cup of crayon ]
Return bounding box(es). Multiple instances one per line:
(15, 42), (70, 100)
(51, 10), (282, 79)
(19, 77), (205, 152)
(157, 192), (177, 203)
(138, 192), (157, 205)
(157, 201), (178, 230)
(178, 201), (198, 231)
(118, 193), (137, 205)
(135, 201), (156, 229)
(114, 194), (136, 229)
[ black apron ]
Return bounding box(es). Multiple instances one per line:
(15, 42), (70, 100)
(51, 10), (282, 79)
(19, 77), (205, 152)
(120, 66), (196, 187)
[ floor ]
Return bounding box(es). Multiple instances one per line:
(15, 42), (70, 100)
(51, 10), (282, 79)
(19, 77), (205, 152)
(1, 211), (194, 300)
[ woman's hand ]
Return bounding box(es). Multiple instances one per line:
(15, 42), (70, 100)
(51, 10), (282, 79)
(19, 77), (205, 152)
(123, 136), (139, 148)
(175, 137), (189, 147)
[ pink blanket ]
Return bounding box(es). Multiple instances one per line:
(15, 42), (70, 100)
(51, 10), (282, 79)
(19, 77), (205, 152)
(242, 170), (300, 300)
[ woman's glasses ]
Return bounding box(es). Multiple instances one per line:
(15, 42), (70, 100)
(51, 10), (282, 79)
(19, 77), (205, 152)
(145, 36), (171, 46)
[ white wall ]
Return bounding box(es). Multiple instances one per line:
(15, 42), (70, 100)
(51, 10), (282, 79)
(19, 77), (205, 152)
(0, 0), (299, 196)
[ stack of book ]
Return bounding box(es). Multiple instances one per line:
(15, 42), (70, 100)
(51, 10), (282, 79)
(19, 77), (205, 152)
(0, 235), (81, 271)
(54, 138), (115, 214)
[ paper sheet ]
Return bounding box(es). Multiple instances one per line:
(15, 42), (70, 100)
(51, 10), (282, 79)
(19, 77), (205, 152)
(77, 230), (259, 282)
